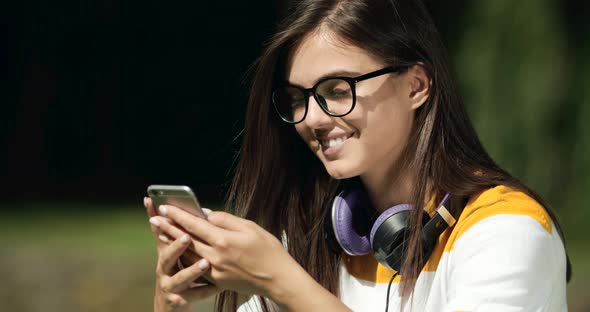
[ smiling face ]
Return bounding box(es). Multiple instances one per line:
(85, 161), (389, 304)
(285, 30), (428, 181)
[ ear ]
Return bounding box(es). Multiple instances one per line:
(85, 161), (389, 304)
(406, 64), (431, 110)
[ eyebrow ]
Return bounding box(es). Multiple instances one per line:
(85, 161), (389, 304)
(287, 69), (363, 88)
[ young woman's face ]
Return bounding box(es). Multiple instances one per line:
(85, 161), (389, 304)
(285, 31), (429, 179)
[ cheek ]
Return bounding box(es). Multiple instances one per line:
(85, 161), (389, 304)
(294, 124), (319, 153)
(294, 124), (309, 142)
(356, 102), (414, 157)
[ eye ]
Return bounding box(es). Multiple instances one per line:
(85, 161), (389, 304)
(318, 79), (352, 100)
(286, 90), (305, 108)
(290, 99), (305, 108)
(329, 87), (351, 98)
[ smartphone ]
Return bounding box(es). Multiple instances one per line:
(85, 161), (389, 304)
(147, 184), (212, 286)
(147, 184), (207, 219)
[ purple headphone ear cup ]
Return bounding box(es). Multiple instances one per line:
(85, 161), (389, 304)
(331, 190), (372, 255)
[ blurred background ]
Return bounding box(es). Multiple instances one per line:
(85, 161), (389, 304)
(1, 0), (588, 311)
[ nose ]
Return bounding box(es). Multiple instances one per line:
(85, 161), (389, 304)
(304, 95), (332, 129)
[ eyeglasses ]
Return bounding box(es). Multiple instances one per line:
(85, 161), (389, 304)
(271, 65), (407, 124)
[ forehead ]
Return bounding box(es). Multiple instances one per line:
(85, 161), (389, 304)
(285, 31), (383, 87)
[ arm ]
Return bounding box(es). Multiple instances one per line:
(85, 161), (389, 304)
(268, 258), (351, 312)
(237, 259), (350, 312)
(445, 215), (567, 312)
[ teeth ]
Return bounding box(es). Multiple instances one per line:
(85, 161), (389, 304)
(321, 135), (350, 148)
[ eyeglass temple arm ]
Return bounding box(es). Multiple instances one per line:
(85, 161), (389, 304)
(354, 65), (408, 82)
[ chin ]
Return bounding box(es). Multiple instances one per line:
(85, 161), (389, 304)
(323, 159), (363, 180)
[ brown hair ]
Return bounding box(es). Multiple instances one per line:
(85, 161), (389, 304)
(216, 0), (571, 310)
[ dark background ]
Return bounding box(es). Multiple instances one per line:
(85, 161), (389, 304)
(1, 1), (589, 311)
(2, 1), (587, 204)
(1, 0), (284, 203)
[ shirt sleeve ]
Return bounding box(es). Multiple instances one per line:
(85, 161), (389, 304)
(237, 294), (280, 312)
(445, 214), (567, 312)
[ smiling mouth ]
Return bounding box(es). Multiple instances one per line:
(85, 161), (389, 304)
(319, 133), (354, 149)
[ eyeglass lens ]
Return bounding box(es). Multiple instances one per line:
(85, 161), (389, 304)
(273, 78), (353, 123)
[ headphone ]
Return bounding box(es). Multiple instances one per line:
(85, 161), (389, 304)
(325, 189), (457, 272)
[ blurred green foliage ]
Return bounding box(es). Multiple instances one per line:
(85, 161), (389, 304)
(451, 0), (590, 240)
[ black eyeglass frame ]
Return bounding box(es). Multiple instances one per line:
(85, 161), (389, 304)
(272, 65), (408, 124)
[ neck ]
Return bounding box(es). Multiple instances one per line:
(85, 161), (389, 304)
(360, 154), (417, 213)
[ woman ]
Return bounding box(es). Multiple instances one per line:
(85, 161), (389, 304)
(145, 0), (570, 311)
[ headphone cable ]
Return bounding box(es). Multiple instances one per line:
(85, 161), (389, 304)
(384, 271), (399, 312)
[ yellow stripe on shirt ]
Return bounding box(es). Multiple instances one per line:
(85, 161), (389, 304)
(444, 185), (551, 252)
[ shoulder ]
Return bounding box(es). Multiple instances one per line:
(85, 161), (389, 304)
(440, 185), (567, 310)
(445, 185), (553, 251)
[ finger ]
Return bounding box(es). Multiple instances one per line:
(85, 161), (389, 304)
(201, 208), (212, 217)
(158, 233), (171, 244)
(160, 235), (191, 274)
(152, 216), (215, 259)
(153, 217), (204, 253)
(206, 211), (249, 231)
(169, 259), (211, 292)
(145, 197), (162, 241)
(158, 205), (227, 246)
(179, 250), (202, 266)
(180, 284), (221, 302)
(149, 216), (174, 243)
(155, 231), (202, 263)
(144, 197), (157, 218)
(155, 217), (192, 241)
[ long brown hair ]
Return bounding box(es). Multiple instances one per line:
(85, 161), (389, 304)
(216, 0), (571, 310)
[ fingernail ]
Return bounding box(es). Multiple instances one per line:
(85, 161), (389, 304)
(180, 234), (190, 244)
(149, 217), (160, 227)
(158, 205), (168, 216)
(202, 208), (212, 216)
(143, 197), (148, 207)
(198, 259), (209, 270)
(158, 234), (169, 243)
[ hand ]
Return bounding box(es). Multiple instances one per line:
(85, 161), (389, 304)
(152, 202), (352, 312)
(156, 204), (302, 299)
(144, 198), (221, 312)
